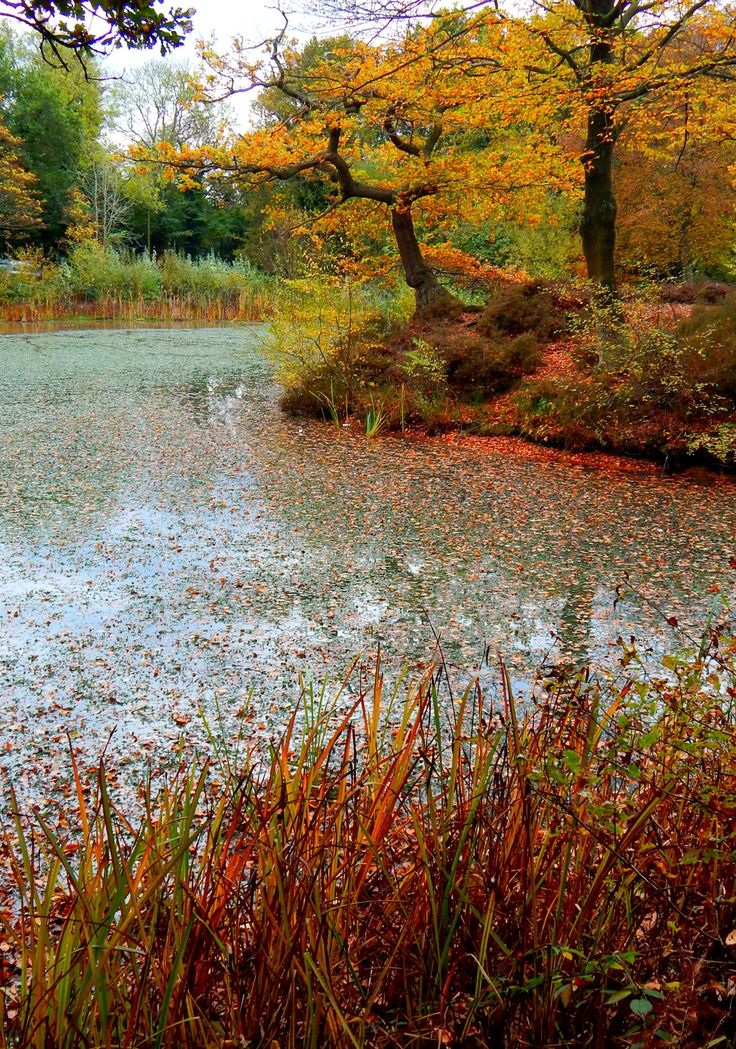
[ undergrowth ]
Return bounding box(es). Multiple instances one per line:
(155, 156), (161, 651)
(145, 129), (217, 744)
(513, 291), (736, 465)
(1, 621), (736, 1048)
(271, 277), (563, 433)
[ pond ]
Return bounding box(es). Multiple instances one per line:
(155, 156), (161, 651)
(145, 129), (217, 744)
(1, 325), (735, 805)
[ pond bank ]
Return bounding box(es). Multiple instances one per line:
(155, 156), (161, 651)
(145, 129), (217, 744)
(278, 281), (736, 471)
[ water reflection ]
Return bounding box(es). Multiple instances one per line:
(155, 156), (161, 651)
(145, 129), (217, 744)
(0, 326), (734, 803)
(175, 371), (250, 426)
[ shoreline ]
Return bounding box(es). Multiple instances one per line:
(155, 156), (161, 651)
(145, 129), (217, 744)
(3, 314), (734, 479)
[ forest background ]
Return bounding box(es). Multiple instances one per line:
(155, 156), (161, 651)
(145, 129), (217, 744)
(1, 0), (735, 304)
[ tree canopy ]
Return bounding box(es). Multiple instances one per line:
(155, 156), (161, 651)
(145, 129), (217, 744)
(0, 0), (735, 295)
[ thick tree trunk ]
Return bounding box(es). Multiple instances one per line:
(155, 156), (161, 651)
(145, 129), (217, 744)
(391, 206), (453, 310)
(580, 103), (617, 293)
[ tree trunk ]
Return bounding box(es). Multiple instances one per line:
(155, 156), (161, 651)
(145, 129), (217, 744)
(680, 216), (694, 283)
(580, 103), (617, 293)
(391, 206), (453, 310)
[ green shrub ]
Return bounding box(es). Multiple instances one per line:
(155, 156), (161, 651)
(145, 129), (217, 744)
(158, 250), (267, 304)
(687, 422), (736, 465)
(0, 243), (276, 319)
(0, 248), (64, 305)
(515, 377), (604, 449)
(62, 242), (162, 302)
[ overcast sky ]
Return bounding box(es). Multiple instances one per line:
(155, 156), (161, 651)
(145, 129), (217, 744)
(101, 1), (323, 127)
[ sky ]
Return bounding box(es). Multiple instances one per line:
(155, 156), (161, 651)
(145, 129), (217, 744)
(101, 0), (323, 128)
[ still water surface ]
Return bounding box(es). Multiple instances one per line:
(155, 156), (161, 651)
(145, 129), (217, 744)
(1, 327), (735, 800)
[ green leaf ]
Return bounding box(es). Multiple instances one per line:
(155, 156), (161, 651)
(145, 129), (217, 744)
(563, 748), (582, 773)
(630, 998), (653, 1017)
(605, 989), (631, 1004)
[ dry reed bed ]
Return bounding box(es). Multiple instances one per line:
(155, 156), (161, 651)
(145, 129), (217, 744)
(0, 292), (275, 325)
(1, 637), (735, 1048)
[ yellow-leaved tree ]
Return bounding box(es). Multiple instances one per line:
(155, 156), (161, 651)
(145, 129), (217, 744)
(160, 12), (574, 309)
(614, 61), (736, 277)
(312, 0), (736, 292)
(0, 115), (42, 248)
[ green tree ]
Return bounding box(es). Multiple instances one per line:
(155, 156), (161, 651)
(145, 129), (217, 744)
(112, 58), (250, 257)
(0, 30), (103, 248)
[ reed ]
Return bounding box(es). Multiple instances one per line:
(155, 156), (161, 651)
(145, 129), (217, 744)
(0, 246), (279, 324)
(1, 631), (735, 1048)
(0, 292), (274, 324)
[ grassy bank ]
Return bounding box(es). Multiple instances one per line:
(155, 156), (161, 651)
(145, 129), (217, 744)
(0, 245), (277, 323)
(272, 275), (736, 469)
(1, 621), (735, 1048)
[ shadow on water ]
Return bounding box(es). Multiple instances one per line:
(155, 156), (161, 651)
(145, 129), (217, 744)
(0, 325), (734, 802)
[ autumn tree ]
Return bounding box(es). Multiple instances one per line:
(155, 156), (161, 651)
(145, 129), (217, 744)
(522, 0), (736, 291)
(0, 115), (42, 247)
(614, 65), (736, 277)
(309, 0), (736, 292)
(194, 23), (464, 307)
(175, 14), (571, 307)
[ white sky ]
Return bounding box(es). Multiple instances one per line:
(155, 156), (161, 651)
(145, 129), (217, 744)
(101, 0), (322, 129)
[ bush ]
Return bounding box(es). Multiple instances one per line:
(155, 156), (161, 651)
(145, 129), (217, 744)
(513, 295), (736, 461)
(63, 242), (162, 302)
(272, 274), (552, 429)
(267, 276), (414, 424)
(445, 330), (541, 395)
(0, 243), (277, 320)
(158, 250), (268, 305)
(659, 280), (732, 305)
(478, 280), (579, 341)
(687, 422), (736, 466)
(675, 293), (736, 400)
(0, 248), (64, 306)
(514, 376), (605, 450)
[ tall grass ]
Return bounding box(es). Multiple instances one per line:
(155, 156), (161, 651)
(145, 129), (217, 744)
(1, 630), (735, 1048)
(0, 244), (277, 323)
